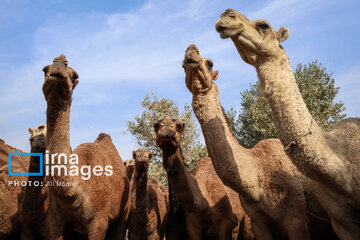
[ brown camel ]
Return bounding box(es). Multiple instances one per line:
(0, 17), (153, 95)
(183, 44), (338, 240)
(154, 116), (254, 240)
(42, 54), (130, 240)
(0, 126), (47, 239)
(0, 142), (27, 239)
(127, 148), (169, 240)
(215, 9), (360, 239)
(124, 159), (135, 181)
(21, 124), (48, 240)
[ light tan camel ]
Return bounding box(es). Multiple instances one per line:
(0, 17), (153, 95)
(21, 124), (48, 240)
(124, 159), (135, 181)
(216, 9), (360, 239)
(154, 116), (254, 240)
(127, 148), (169, 240)
(42, 54), (130, 240)
(183, 44), (338, 240)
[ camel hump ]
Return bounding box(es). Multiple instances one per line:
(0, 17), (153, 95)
(95, 133), (112, 144)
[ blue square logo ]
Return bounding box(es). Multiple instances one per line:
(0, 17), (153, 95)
(8, 150), (43, 176)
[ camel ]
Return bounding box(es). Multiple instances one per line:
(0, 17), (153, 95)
(124, 159), (135, 181)
(182, 44), (339, 239)
(20, 124), (48, 240)
(127, 148), (169, 240)
(42, 54), (130, 240)
(0, 142), (27, 239)
(215, 9), (360, 239)
(0, 126), (47, 239)
(153, 116), (254, 240)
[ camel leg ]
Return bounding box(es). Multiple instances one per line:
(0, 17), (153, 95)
(87, 216), (108, 240)
(45, 200), (66, 240)
(330, 216), (360, 240)
(251, 220), (273, 240)
(21, 226), (36, 240)
(187, 226), (202, 240)
(216, 219), (233, 240)
(282, 216), (310, 240)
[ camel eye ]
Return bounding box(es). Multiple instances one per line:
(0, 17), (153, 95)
(206, 61), (213, 70)
(161, 122), (165, 126)
(258, 23), (269, 30)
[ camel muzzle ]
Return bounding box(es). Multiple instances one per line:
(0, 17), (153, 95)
(49, 62), (68, 79)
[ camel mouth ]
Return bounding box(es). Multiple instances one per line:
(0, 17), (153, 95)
(216, 25), (227, 33)
(183, 58), (201, 69)
(215, 23), (232, 39)
(49, 72), (66, 78)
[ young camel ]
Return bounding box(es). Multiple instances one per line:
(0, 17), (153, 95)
(42, 54), (130, 240)
(21, 124), (48, 240)
(127, 148), (169, 240)
(154, 116), (254, 240)
(183, 44), (338, 240)
(216, 9), (360, 239)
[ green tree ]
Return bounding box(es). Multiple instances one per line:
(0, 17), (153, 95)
(127, 93), (207, 184)
(228, 61), (346, 148)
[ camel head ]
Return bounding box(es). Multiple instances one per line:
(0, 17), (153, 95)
(42, 54), (79, 102)
(124, 159), (135, 179)
(153, 116), (184, 150)
(183, 44), (218, 95)
(132, 148), (153, 171)
(28, 124), (46, 152)
(215, 9), (290, 65)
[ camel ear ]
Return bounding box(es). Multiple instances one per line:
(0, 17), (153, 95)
(149, 152), (153, 159)
(28, 128), (34, 135)
(153, 121), (161, 133)
(212, 70), (218, 81)
(42, 65), (49, 74)
(176, 122), (185, 133)
(132, 151), (137, 160)
(72, 79), (79, 90)
(277, 27), (289, 43)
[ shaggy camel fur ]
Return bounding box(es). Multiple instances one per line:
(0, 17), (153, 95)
(216, 9), (360, 239)
(127, 148), (169, 240)
(42, 54), (130, 240)
(124, 159), (135, 181)
(21, 124), (48, 240)
(183, 44), (338, 240)
(154, 116), (254, 240)
(0, 142), (27, 239)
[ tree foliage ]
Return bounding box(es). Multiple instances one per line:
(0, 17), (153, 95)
(228, 61), (346, 148)
(127, 93), (207, 184)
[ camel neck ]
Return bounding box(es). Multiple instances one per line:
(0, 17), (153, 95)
(28, 147), (46, 181)
(162, 147), (208, 213)
(192, 85), (257, 196)
(22, 147), (47, 221)
(256, 53), (322, 146)
(46, 102), (72, 156)
(133, 163), (149, 223)
(45, 99), (75, 190)
(255, 53), (351, 194)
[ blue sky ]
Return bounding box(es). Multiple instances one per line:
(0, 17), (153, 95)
(0, 0), (359, 160)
